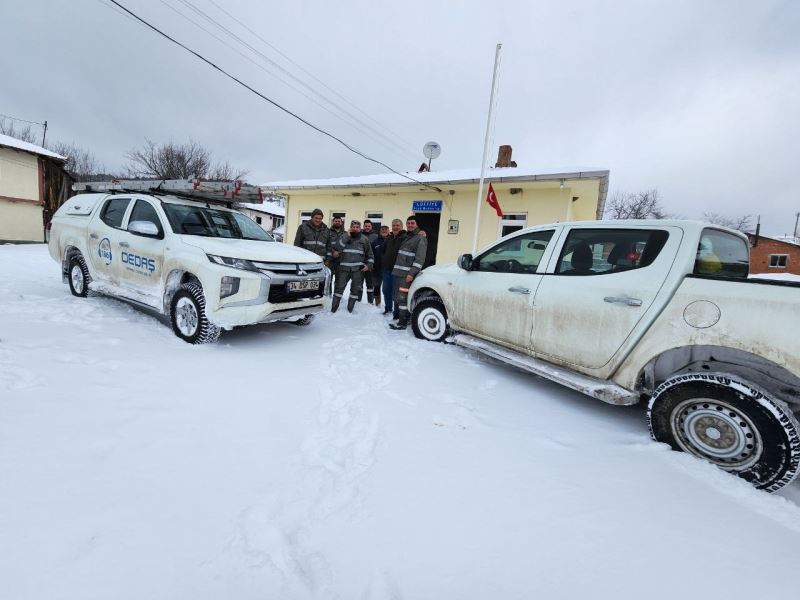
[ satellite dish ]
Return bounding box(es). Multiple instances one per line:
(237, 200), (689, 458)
(423, 141), (442, 160)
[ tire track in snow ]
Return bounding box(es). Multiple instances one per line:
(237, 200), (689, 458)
(229, 314), (399, 598)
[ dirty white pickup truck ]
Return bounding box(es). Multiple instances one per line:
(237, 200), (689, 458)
(409, 220), (800, 492)
(48, 192), (328, 343)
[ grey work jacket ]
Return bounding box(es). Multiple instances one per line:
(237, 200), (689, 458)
(293, 222), (330, 259)
(392, 229), (427, 278)
(333, 233), (374, 272)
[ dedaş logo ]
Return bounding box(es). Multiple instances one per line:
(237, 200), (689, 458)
(98, 238), (112, 265)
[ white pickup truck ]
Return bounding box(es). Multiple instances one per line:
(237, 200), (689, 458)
(408, 220), (800, 492)
(48, 192), (328, 343)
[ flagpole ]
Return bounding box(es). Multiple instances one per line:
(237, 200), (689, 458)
(471, 42), (503, 255)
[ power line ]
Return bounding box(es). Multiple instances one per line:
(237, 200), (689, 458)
(156, 0), (418, 163)
(171, 0), (420, 162)
(203, 0), (420, 152)
(102, 0), (440, 192)
(0, 113), (45, 127)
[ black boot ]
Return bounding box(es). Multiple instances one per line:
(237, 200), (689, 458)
(347, 297), (357, 313)
(367, 291), (374, 304)
(331, 296), (341, 313)
(389, 318), (408, 330)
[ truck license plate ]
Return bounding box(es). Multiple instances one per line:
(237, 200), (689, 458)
(287, 280), (320, 292)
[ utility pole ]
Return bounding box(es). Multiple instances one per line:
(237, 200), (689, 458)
(41, 120), (48, 147)
(794, 212), (799, 241)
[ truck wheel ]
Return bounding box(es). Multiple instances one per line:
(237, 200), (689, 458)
(170, 283), (221, 344)
(647, 373), (800, 492)
(68, 256), (90, 297)
(293, 314), (315, 326)
(412, 297), (449, 342)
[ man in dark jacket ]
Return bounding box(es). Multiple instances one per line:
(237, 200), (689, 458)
(381, 219), (406, 317)
(327, 216), (346, 293)
(389, 216), (427, 330)
(293, 209), (329, 259)
(331, 220), (374, 313)
(370, 224), (389, 307)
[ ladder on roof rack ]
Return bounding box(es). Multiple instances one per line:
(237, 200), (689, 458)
(71, 179), (278, 206)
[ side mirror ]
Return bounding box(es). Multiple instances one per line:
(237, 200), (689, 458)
(458, 253), (474, 270)
(128, 220), (160, 237)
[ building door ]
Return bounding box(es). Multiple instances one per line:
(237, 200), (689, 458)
(414, 213), (440, 267)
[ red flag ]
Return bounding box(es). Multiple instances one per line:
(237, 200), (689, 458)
(485, 182), (503, 217)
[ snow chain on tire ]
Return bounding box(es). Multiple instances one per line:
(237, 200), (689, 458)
(68, 254), (92, 298)
(293, 314), (315, 326)
(647, 372), (800, 492)
(170, 282), (221, 344)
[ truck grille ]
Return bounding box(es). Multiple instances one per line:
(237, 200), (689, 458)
(268, 287), (324, 304)
(254, 261), (324, 276)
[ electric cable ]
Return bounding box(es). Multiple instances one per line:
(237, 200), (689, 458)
(156, 0), (418, 163)
(102, 0), (441, 192)
(203, 0), (419, 152)
(175, 0), (419, 162)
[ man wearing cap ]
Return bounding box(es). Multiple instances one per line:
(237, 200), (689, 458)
(389, 215), (427, 330)
(293, 208), (330, 259)
(331, 220), (374, 313)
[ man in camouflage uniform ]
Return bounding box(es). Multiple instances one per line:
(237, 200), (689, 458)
(389, 215), (428, 330)
(331, 220), (374, 313)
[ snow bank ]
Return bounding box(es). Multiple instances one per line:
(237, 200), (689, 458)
(1, 245), (799, 600)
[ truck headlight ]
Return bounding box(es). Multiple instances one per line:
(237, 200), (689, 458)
(207, 254), (260, 272)
(220, 276), (240, 299)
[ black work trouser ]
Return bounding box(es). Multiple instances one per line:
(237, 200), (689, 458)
(334, 268), (365, 303)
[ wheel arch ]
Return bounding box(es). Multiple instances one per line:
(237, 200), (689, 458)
(62, 245), (89, 282)
(163, 269), (202, 316)
(409, 286), (444, 312)
(636, 345), (800, 410)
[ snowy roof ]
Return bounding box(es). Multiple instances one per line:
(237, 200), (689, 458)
(747, 233), (800, 248)
(273, 225), (285, 235)
(236, 201), (285, 217)
(0, 133), (66, 161)
(261, 166), (609, 190)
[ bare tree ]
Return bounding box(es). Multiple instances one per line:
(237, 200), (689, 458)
(605, 189), (668, 220)
(125, 139), (247, 181)
(0, 118), (40, 144)
(49, 141), (106, 181)
(702, 212), (753, 232)
(209, 160), (249, 182)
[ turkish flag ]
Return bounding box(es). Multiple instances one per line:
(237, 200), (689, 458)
(486, 182), (503, 217)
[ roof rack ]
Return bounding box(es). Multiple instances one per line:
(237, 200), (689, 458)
(72, 179), (278, 206)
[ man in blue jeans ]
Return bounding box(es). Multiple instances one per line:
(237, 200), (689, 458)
(382, 219), (406, 317)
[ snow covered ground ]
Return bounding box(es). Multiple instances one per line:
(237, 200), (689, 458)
(1, 244), (799, 600)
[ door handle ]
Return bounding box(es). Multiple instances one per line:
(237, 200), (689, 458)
(604, 296), (643, 307)
(119, 241), (130, 248)
(508, 286), (530, 294)
(89, 233), (98, 239)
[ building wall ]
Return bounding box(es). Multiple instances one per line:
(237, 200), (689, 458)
(749, 237), (800, 275)
(0, 147), (43, 241)
(281, 179), (602, 264)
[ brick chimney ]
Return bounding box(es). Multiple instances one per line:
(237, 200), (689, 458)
(495, 145), (517, 168)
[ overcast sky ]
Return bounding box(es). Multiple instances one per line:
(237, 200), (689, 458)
(3, 0), (798, 233)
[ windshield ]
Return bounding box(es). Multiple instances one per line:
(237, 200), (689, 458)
(162, 203), (274, 241)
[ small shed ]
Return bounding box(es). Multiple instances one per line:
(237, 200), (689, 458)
(0, 134), (72, 242)
(236, 201), (286, 240)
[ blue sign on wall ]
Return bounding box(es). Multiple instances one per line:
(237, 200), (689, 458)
(412, 200), (443, 212)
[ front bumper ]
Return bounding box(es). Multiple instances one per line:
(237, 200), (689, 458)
(203, 262), (330, 328)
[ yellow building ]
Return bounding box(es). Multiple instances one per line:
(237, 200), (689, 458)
(264, 163), (609, 265)
(0, 133), (70, 242)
